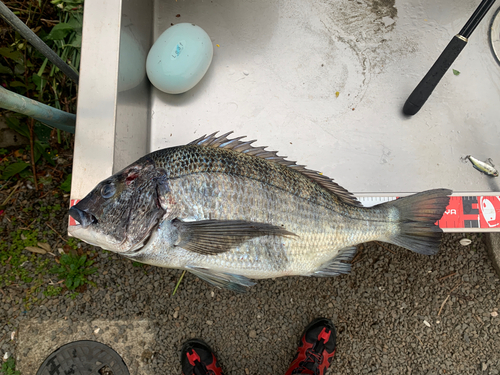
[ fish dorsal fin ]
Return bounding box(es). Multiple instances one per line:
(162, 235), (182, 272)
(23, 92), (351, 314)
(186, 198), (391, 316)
(189, 131), (362, 207)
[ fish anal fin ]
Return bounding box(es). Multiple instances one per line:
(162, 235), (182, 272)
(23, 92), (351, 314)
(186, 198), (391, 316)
(312, 246), (357, 277)
(186, 266), (256, 293)
(188, 132), (362, 207)
(173, 219), (295, 255)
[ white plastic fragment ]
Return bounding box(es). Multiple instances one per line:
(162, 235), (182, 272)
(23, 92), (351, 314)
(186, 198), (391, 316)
(10, 331), (15, 340)
(491, 311), (498, 317)
(3, 352), (9, 361)
(460, 238), (472, 246)
(423, 320), (431, 327)
(94, 328), (101, 334)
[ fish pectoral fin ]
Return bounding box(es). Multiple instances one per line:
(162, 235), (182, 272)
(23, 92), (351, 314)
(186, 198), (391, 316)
(173, 219), (295, 255)
(312, 246), (357, 277)
(186, 266), (256, 293)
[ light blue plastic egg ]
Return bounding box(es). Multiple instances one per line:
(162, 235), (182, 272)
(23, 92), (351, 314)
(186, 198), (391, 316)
(146, 23), (213, 94)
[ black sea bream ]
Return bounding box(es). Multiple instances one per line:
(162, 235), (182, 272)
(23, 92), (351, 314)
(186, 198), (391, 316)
(69, 132), (451, 292)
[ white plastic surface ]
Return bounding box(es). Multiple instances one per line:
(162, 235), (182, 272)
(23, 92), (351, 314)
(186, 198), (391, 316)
(73, 0), (500, 218)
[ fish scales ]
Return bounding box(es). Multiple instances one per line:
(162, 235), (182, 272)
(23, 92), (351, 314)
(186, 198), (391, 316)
(68, 132), (452, 292)
(153, 145), (347, 210)
(137, 148), (398, 277)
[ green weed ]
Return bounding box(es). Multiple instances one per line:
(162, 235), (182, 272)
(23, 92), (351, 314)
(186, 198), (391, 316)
(0, 228), (39, 287)
(60, 173), (71, 192)
(50, 253), (97, 291)
(43, 284), (63, 297)
(66, 237), (80, 250)
(1, 227), (63, 307)
(0, 0), (81, 184)
(1, 357), (20, 375)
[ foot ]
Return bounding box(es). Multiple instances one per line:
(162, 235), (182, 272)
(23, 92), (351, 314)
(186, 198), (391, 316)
(285, 318), (337, 375)
(181, 339), (224, 375)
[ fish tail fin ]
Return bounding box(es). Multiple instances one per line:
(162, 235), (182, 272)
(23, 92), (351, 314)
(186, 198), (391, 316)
(378, 189), (452, 255)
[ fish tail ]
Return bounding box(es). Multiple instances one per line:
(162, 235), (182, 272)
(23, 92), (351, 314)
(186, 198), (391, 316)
(379, 189), (452, 255)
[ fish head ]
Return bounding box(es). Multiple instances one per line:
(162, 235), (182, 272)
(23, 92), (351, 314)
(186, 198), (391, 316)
(68, 158), (167, 253)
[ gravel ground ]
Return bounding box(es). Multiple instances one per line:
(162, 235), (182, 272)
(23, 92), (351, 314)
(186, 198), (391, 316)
(1, 180), (500, 374)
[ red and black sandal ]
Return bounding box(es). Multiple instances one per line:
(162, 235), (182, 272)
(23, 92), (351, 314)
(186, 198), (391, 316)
(181, 339), (224, 375)
(284, 317), (337, 375)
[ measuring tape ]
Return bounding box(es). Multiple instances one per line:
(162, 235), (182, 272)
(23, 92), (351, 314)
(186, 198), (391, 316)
(70, 195), (500, 232)
(358, 195), (500, 232)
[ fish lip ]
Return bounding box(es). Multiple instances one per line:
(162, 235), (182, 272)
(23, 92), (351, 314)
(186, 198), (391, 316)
(69, 206), (98, 228)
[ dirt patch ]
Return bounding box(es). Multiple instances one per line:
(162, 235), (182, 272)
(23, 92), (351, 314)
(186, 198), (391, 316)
(371, 0), (397, 19)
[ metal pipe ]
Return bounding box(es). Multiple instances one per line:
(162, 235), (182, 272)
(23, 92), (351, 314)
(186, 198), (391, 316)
(0, 0), (79, 83)
(0, 86), (76, 133)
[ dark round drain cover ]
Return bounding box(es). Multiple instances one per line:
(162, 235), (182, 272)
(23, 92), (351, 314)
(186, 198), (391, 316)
(36, 340), (129, 375)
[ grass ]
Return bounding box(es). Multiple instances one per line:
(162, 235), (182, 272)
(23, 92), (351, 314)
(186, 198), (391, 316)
(0, 5), (95, 375)
(0, 224), (97, 307)
(0, 228), (43, 287)
(1, 0), (82, 189)
(50, 253), (97, 291)
(0, 223), (98, 307)
(0, 0), (94, 310)
(1, 357), (20, 375)
(0, 0), (82, 112)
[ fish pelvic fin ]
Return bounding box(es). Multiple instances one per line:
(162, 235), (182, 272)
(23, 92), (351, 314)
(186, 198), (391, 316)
(186, 266), (256, 293)
(312, 246), (357, 277)
(173, 219), (295, 255)
(379, 189), (452, 255)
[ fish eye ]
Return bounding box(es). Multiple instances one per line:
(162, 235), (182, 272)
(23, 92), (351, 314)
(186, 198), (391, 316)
(101, 183), (116, 199)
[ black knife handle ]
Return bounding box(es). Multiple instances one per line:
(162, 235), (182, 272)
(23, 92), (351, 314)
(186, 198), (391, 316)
(403, 35), (468, 116)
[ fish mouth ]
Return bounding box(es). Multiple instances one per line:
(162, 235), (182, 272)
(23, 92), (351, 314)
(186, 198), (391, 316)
(69, 206), (98, 228)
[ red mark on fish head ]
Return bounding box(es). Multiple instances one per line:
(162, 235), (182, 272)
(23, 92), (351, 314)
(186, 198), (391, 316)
(126, 172), (140, 185)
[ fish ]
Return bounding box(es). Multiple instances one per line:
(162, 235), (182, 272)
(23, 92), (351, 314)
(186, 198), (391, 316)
(465, 155), (499, 177)
(68, 132), (452, 292)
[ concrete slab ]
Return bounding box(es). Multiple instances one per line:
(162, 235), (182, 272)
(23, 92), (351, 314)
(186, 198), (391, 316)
(485, 233), (500, 279)
(17, 319), (156, 375)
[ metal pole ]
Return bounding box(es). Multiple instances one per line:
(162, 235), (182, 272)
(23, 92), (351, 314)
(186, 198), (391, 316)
(0, 0), (79, 83)
(0, 86), (76, 133)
